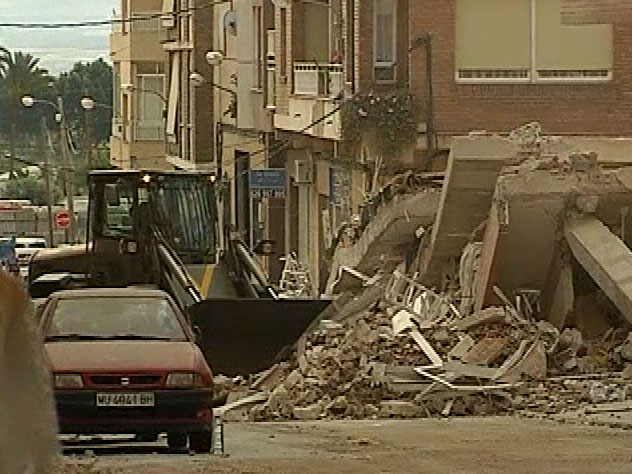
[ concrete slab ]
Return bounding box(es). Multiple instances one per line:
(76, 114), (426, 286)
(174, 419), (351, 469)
(566, 216), (632, 324)
(423, 136), (518, 281)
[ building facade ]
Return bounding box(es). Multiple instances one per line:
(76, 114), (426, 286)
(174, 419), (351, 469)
(110, 0), (169, 169)
(163, 0), (215, 170)
(410, 0), (632, 169)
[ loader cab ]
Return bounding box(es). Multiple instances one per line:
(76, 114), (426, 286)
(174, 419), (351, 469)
(87, 170), (219, 287)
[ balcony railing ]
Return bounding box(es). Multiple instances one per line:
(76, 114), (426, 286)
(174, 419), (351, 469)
(130, 13), (163, 32)
(134, 120), (164, 141)
(293, 62), (343, 97)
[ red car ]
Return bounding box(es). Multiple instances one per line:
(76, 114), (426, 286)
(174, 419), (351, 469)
(38, 288), (214, 452)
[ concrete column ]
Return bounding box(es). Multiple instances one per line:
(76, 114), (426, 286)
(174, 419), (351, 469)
(298, 184), (310, 266)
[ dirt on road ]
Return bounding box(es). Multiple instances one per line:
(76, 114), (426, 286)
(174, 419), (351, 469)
(56, 417), (632, 474)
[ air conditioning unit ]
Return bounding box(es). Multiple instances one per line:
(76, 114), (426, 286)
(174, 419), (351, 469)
(295, 160), (313, 184)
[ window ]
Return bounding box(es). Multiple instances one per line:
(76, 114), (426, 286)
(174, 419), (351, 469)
(266, 29), (277, 107)
(254, 6), (264, 90)
(113, 63), (121, 117)
(102, 182), (135, 238)
(137, 74), (165, 141)
(373, 0), (397, 83)
(161, 0), (176, 28)
(280, 8), (287, 78)
(47, 297), (186, 341)
(455, 0), (613, 83)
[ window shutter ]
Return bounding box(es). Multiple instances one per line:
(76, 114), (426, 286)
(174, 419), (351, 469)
(455, 0), (531, 80)
(166, 54), (180, 138)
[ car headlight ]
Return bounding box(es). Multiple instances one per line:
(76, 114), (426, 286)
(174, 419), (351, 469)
(166, 372), (203, 388)
(54, 374), (84, 389)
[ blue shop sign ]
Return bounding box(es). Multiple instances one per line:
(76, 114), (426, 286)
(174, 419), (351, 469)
(249, 169), (286, 198)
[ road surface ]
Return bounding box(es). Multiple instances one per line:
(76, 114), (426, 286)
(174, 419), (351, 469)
(56, 417), (632, 473)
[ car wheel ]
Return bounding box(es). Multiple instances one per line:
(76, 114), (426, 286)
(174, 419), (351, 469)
(136, 432), (159, 443)
(167, 432), (188, 451)
(189, 431), (212, 453)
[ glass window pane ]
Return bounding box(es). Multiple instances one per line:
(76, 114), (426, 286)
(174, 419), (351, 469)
(49, 297), (186, 340)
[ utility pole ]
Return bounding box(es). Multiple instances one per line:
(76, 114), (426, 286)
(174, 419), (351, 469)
(57, 96), (76, 244)
(83, 107), (93, 170)
(40, 116), (55, 247)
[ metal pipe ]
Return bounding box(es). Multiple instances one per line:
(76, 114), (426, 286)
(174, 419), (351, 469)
(156, 241), (201, 304)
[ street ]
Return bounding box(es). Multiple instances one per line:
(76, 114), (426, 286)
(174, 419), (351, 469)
(56, 417), (632, 473)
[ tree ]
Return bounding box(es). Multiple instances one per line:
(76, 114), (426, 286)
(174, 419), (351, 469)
(3, 175), (62, 207)
(0, 49), (51, 177)
(57, 59), (113, 146)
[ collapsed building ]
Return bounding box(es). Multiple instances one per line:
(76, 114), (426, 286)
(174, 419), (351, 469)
(217, 126), (632, 425)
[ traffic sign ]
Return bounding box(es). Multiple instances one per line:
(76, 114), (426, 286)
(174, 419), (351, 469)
(55, 210), (70, 229)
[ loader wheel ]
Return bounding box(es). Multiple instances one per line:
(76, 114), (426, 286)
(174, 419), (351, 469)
(167, 432), (188, 451)
(189, 431), (212, 453)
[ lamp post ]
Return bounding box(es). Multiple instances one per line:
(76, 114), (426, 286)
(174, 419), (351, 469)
(40, 116), (55, 247)
(80, 97), (113, 171)
(21, 95), (77, 244)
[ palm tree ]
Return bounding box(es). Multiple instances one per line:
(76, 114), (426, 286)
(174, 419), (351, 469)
(0, 49), (50, 177)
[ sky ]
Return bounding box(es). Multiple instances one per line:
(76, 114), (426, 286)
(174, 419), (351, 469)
(0, 0), (117, 75)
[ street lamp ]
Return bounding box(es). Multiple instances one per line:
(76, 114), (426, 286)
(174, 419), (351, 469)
(205, 51), (224, 66)
(80, 97), (113, 111)
(21, 94), (77, 244)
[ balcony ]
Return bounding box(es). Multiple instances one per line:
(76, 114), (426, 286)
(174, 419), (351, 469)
(110, 12), (167, 62)
(293, 63), (343, 98)
(274, 96), (341, 140)
(134, 120), (164, 141)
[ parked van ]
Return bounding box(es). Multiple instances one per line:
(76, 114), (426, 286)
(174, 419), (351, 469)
(15, 237), (48, 278)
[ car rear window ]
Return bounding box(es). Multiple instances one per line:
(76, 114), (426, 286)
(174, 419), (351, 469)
(47, 297), (187, 341)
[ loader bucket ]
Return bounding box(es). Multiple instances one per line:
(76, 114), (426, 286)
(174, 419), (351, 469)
(188, 298), (330, 376)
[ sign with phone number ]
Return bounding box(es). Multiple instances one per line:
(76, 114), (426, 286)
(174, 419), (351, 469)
(249, 169), (286, 198)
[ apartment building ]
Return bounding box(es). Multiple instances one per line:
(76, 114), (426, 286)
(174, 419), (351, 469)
(110, 0), (169, 169)
(410, 0), (632, 169)
(211, 0), (281, 276)
(261, 0), (411, 291)
(162, 0), (215, 169)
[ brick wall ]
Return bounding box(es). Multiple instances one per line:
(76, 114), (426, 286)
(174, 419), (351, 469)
(355, 0), (409, 93)
(410, 0), (632, 137)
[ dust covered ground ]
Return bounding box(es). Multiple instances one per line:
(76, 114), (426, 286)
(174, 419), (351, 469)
(56, 417), (632, 473)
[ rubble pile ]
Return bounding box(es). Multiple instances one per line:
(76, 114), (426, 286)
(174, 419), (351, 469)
(217, 129), (632, 426)
(226, 273), (631, 422)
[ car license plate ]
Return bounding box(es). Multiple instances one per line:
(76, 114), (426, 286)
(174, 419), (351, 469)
(96, 392), (155, 407)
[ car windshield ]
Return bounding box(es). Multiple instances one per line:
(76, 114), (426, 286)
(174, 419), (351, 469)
(46, 296), (187, 341)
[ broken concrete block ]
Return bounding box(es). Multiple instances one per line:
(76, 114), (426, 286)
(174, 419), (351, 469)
(501, 340), (547, 382)
(454, 307), (505, 331)
(293, 403), (323, 421)
(266, 385), (291, 414)
(619, 333), (632, 362)
(462, 337), (510, 365)
(576, 195), (599, 214)
(569, 152), (598, 172)
(326, 395), (348, 415)
(448, 334), (476, 361)
(284, 369), (303, 391)
(379, 400), (419, 418)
